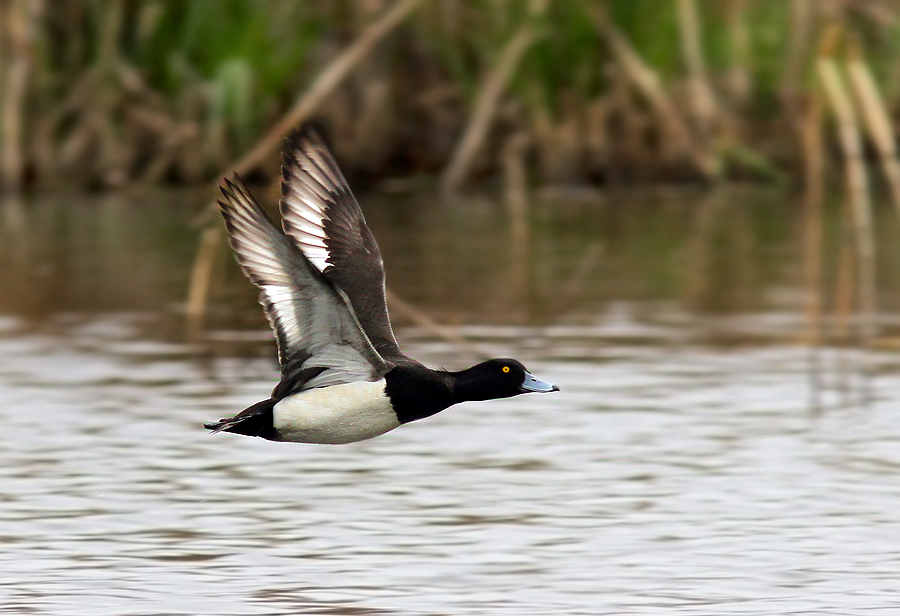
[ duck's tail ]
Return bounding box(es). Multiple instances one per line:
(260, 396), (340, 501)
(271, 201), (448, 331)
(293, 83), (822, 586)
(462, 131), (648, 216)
(205, 398), (279, 440)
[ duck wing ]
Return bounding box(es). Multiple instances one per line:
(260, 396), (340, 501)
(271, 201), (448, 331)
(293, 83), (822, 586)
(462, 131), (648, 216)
(278, 128), (402, 361)
(218, 174), (389, 397)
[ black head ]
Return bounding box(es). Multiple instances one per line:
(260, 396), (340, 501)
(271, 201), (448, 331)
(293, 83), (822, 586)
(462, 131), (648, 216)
(453, 359), (559, 402)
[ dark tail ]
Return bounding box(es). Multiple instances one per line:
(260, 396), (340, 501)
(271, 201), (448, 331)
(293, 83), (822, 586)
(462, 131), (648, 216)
(205, 398), (279, 440)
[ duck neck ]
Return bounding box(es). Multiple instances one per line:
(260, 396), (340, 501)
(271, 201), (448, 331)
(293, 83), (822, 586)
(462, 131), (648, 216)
(452, 366), (498, 402)
(385, 364), (457, 423)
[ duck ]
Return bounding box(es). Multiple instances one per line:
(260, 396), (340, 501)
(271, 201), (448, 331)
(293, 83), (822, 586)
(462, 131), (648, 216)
(204, 127), (558, 444)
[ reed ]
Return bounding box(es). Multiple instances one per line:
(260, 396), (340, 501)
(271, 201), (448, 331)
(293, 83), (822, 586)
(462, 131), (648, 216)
(2, 0), (900, 191)
(846, 39), (900, 218)
(439, 0), (547, 197)
(817, 26), (877, 343)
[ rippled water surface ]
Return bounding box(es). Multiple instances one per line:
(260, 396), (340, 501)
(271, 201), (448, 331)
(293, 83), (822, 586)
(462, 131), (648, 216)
(4, 189), (900, 614)
(3, 311), (900, 615)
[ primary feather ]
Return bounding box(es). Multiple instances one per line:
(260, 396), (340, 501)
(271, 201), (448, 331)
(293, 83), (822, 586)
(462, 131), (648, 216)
(217, 175), (389, 394)
(279, 128), (401, 361)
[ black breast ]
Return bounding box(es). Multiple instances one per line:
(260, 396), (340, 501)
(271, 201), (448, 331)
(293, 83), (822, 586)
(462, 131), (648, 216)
(384, 363), (455, 424)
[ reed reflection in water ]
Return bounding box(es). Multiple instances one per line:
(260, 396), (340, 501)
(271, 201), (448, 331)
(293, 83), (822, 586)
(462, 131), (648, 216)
(5, 187), (900, 324)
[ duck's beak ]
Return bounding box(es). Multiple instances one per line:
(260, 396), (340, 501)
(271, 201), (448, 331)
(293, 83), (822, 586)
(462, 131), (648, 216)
(520, 372), (559, 393)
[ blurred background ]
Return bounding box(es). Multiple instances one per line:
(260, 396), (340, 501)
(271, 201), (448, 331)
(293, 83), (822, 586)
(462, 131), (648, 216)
(2, 0), (900, 339)
(3, 1), (900, 614)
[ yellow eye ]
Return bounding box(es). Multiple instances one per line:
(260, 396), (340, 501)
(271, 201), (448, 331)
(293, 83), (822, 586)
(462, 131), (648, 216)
(502, 366), (510, 373)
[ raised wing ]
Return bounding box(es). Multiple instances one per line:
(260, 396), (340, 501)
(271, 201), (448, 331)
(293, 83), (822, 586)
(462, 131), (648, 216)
(278, 128), (402, 361)
(217, 174), (389, 396)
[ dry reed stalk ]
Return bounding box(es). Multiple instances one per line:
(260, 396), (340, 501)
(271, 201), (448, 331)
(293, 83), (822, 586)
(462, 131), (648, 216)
(724, 0), (751, 104)
(555, 94), (584, 184)
(853, 1), (899, 29)
(605, 67), (656, 181)
(229, 0), (424, 179)
(385, 289), (492, 359)
(832, 206), (857, 403)
(527, 83), (556, 182)
(676, 0), (719, 134)
(1, 0), (41, 193)
(584, 98), (608, 173)
(529, 94), (582, 185)
(503, 132), (530, 236)
(344, 0), (395, 166)
(439, 0), (548, 197)
(345, 78), (391, 165)
(185, 225), (223, 340)
(799, 95), (826, 208)
(32, 70), (97, 181)
(817, 32), (877, 341)
(503, 131), (530, 316)
(799, 96), (825, 351)
(802, 187), (824, 410)
(846, 42), (900, 219)
(588, 4), (719, 180)
(782, 0), (816, 101)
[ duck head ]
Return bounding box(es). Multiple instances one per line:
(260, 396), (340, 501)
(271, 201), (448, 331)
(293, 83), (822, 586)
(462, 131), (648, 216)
(453, 359), (558, 402)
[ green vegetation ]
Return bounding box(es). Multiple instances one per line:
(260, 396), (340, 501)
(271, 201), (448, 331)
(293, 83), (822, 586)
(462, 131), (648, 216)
(2, 0), (900, 193)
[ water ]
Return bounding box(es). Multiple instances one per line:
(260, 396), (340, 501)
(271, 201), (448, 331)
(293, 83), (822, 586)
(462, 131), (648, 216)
(3, 190), (900, 614)
(2, 310), (900, 615)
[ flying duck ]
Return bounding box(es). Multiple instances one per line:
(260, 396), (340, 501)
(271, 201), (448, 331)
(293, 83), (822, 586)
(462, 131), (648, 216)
(205, 127), (558, 444)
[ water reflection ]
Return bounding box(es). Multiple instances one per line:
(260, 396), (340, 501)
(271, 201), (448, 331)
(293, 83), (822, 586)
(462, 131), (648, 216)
(8, 187), (900, 327)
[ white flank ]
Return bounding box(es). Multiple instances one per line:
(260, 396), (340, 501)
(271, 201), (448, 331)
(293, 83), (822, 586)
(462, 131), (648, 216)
(272, 379), (399, 444)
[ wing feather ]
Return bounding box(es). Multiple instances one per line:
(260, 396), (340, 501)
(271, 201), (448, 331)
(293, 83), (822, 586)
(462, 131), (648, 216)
(279, 128), (402, 361)
(217, 174), (389, 395)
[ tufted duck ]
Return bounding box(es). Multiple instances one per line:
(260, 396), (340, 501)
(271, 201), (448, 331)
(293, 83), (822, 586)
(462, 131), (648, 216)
(204, 128), (558, 444)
